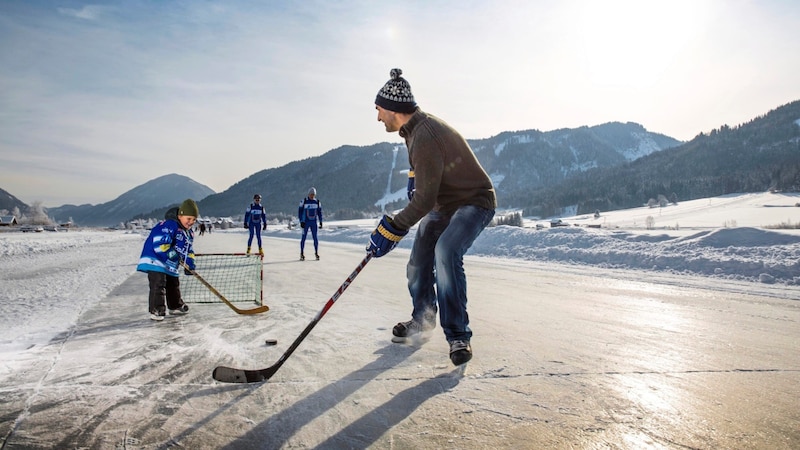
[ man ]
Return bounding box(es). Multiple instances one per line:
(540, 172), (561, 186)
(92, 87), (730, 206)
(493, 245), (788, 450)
(367, 68), (497, 366)
(298, 187), (323, 260)
(244, 194), (267, 255)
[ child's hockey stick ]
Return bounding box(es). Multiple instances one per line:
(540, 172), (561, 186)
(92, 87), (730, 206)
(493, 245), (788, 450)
(212, 252), (372, 383)
(181, 260), (269, 315)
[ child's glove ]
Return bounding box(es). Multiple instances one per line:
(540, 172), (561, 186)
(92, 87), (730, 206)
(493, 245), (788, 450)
(367, 215), (408, 257)
(300, 222), (306, 229)
(262, 224), (267, 231)
(167, 249), (179, 262)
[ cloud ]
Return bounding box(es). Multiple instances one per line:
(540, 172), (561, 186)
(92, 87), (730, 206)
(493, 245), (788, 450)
(57, 5), (110, 21)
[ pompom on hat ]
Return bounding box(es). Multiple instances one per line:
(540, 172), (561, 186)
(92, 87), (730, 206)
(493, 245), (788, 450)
(375, 68), (417, 113)
(178, 199), (199, 217)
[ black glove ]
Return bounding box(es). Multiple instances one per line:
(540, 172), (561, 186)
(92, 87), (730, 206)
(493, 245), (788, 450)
(243, 223), (248, 229)
(367, 215), (408, 257)
(319, 223), (323, 229)
(262, 224), (267, 231)
(184, 268), (193, 276)
(300, 222), (305, 229)
(407, 169), (415, 200)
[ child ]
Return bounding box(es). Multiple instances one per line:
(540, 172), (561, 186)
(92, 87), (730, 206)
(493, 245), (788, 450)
(137, 199), (198, 321)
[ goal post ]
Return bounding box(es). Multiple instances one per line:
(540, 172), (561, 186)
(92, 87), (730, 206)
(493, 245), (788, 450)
(181, 253), (264, 305)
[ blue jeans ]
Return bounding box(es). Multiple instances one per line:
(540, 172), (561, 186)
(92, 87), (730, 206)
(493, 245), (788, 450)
(406, 205), (495, 342)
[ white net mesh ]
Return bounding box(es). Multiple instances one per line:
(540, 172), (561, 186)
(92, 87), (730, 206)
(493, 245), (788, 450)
(181, 253), (263, 305)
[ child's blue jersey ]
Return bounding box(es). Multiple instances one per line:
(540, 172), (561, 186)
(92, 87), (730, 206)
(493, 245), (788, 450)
(298, 197), (323, 225)
(137, 219), (195, 277)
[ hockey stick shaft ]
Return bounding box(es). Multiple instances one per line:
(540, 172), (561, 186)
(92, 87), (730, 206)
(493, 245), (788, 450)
(181, 260), (269, 315)
(212, 252), (373, 383)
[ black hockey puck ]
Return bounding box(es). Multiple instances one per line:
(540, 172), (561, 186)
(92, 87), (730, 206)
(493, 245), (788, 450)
(265, 339), (278, 346)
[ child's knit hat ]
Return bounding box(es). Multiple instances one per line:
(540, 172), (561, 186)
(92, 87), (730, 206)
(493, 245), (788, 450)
(178, 199), (199, 217)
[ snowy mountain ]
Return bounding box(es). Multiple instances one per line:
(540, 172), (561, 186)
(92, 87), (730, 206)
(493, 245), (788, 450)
(46, 174), (215, 227)
(0, 187), (27, 214)
(528, 100), (800, 217)
(5, 98), (798, 226)
(469, 122), (681, 209)
(196, 121), (681, 220)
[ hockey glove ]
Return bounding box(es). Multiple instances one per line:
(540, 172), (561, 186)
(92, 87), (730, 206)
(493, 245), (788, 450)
(300, 222), (305, 229)
(184, 268), (193, 276)
(407, 170), (415, 200)
(167, 249), (180, 262)
(367, 215), (408, 257)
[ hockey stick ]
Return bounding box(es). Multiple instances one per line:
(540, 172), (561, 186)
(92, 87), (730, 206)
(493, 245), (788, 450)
(212, 252), (373, 383)
(181, 260), (270, 315)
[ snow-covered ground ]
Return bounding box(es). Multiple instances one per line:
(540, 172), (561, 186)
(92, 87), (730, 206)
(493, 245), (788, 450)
(1, 191), (799, 448)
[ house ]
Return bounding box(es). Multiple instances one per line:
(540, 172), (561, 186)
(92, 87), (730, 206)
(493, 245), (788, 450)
(0, 215), (18, 226)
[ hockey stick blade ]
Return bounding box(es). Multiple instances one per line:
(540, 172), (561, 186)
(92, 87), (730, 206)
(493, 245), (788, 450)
(182, 261), (269, 315)
(212, 253), (373, 383)
(212, 365), (276, 383)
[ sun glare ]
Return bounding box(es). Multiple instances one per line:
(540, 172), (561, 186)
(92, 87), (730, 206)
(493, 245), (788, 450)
(577, 0), (708, 88)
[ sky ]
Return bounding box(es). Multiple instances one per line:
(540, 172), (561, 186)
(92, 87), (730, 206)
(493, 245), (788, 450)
(2, 0), (800, 207)
(1, 191), (799, 447)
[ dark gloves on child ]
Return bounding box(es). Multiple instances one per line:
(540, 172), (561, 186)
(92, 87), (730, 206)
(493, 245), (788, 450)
(367, 215), (408, 257)
(167, 249), (179, 262)
(300, 222), (306, 228)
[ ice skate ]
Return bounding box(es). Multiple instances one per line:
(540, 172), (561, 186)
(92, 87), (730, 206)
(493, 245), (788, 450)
(150, 308), (166, 321)
(449, 339), (472, 366)
(391, 319), (435, 344)
(169, 304), (189, 315)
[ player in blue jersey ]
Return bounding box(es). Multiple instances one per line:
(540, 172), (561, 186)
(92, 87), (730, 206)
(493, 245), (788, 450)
(244, 194), (267, 255)
(137, 199), (197, 321)
(298, 187), (323, 260)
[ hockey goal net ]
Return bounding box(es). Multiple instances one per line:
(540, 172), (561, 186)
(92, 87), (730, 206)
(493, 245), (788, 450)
(181, 253), (264, 305)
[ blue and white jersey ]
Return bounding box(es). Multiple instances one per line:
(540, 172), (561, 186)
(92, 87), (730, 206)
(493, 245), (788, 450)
(298, 197), (323, 225)
(244, 202), (266, 225)
(137, 219), (196, 277)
